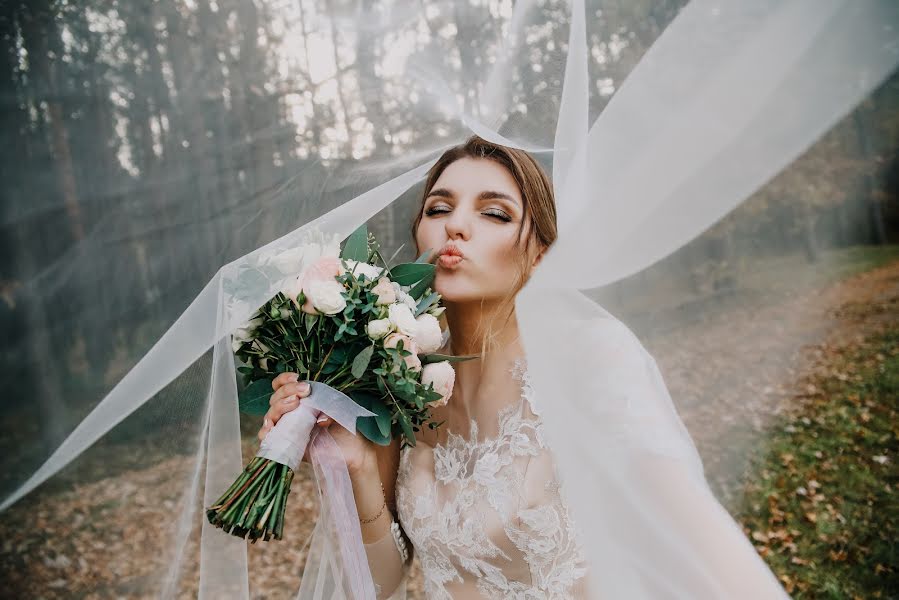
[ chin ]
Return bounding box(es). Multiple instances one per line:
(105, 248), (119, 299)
(433, 277), (480, 303)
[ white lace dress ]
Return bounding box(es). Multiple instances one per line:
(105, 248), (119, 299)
(377, 358), (591, 599)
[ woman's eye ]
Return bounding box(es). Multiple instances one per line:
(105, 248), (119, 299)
(483, 210), (512, 222)
(424, 206), (511, 222)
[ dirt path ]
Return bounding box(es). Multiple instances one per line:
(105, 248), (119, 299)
(647, 258), (899, 507)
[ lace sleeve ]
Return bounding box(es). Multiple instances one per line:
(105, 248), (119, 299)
(505, 420), (592, 597)
(363, 515), (413, 600)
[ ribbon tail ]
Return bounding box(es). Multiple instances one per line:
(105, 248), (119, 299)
(308, 427), (378, 600)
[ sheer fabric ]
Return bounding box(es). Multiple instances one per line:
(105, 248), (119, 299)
(0, 0), (897, 598)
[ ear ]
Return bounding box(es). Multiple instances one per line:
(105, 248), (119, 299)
(530, 245), (547, 271)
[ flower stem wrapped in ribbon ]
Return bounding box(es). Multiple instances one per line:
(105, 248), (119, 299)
(207, 224), (475, 545)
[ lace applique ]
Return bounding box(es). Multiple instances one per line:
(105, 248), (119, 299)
(395, 358), (589, 599)
(510, 356), (540, 417)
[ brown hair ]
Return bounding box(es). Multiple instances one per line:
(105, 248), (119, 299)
(410, 135), (558, 368)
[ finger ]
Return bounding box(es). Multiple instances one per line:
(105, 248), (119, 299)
(258, 417), (273, 442)
(269, 380), (311, 406)
(272, 371), (300, 391)
(266, 395), (301, 424)
(315, 415), (332, 428)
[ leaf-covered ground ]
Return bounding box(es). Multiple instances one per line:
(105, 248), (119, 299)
(733, 308), (898, 597)
(1, 248), (897, 598)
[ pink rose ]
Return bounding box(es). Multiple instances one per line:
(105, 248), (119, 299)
(371, 277), (396, 305)
(384, 333), (421, 372)
(422, 361), (455, 407)
(291, 256), (345, 314)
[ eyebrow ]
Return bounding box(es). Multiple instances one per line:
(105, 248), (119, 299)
(425, 187), (520, 207)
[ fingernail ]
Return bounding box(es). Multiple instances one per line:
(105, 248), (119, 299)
(300, 381), (310, 392)
(288, 374), (299, 382)
(316, 415), (328, 424)
(282, 395), (297, 404)
(264, 417), (272, 428)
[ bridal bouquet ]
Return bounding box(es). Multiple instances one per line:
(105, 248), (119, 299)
(206, 224), (472, 542)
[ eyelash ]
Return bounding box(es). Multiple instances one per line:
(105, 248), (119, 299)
(424, 206), (512, 222)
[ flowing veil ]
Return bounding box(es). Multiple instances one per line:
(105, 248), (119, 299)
(1, 0), (897, 597)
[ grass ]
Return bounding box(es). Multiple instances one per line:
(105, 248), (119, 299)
(736, 328), (899, 599)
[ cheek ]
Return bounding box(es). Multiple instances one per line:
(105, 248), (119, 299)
(415, 219), (439, 253)
(477, 233), (522, 287)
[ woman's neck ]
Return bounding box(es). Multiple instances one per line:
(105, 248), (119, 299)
(441, 301), (524, 415)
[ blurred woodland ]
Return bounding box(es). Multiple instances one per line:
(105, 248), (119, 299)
(0, 0), (897, 493)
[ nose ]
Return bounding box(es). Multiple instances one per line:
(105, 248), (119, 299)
(444, 205), (471, 241)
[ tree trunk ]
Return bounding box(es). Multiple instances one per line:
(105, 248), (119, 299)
(854, 111), (886, 244)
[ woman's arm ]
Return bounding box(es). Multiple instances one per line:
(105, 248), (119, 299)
(353, 436), (412, 600)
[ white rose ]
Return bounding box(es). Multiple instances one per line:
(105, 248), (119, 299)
(231, 315), (264, 353)
(421, 361), (455, 407)
(280, 274), (304, 302)
(366, 318), (392, 340)
(387, 303), (418, 337)
(391, 282), (419, 312)
(402, 291), (419, 312)
(306, 279), (347, 315)
(269, 246), (310, 275)
(344, 259), (383, 282)
(413, 313), (443, 353)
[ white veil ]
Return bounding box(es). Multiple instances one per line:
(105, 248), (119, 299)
(1, 0), (897, 597)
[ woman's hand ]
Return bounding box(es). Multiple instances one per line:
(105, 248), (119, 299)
(257, 372), (379, 476)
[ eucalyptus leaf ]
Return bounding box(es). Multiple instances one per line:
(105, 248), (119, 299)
(414, 290), (440, 316)
(351, 345), (375, 379)
(397, 411), (415, 443)
(421, 352), (480, 364)
(350, 391), (391, 446)
(341, 224), (369, 262)
(389, 262), (434, 286)
(238, 378), (274, 416)
(409, 270), (436, 299)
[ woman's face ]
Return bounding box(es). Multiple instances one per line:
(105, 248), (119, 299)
(415, 157), (541, 304)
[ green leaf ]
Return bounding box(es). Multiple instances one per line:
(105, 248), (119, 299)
(421, 352), (480, 364)
(389, 262), (435, 286)
(238, 378), (274, 416)
(415, 291), (440, 316)
(350, 391), (391, 446)
(321, 362), (340, 374)
(341, 224), (369, 262)
(397, 411), (415, 442)
(303, 313), (317, 332)
(408, 271), (436, 299)
(351, 345), (375, 379)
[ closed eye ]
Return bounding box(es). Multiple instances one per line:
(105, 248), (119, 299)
(424, 206), (512, 222)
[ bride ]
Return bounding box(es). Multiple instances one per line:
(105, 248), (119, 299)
(0, 2), (893, 598)
(256, 135), (783, 599)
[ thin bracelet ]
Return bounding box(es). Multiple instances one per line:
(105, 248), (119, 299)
(360, 481), (387, 524)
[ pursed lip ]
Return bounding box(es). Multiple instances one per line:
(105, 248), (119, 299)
(438, 244), (465, 259)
